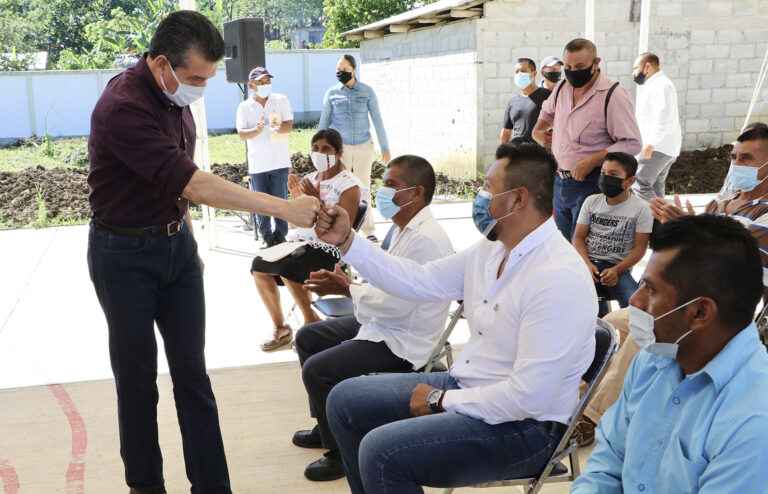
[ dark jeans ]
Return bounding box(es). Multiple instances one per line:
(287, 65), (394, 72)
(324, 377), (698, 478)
(327, 372), (560, 494)
(295, 316), (412, 451)
(87, 220), (230, 493)
(249, 168), (289, 240)
(553, 168), (600, 241)
(592, 259), (639, 317)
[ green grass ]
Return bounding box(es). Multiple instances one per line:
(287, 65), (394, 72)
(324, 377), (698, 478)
(0, 127), (320, 172)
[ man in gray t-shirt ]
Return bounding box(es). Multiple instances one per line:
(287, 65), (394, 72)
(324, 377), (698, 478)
(500, 58), (551, 143)
(573, 152), (652, 315)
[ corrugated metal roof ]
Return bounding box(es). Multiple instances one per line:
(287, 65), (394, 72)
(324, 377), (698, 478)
(344, 0), (488, 40)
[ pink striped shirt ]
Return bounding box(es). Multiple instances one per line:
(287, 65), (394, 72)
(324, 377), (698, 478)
(537, 71), (642, 171)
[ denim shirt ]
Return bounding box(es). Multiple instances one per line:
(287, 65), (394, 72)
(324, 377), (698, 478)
(318, 80), (389, 152)
(571, 323), (768, 493)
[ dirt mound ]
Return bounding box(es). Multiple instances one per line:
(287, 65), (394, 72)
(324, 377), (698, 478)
(0, 147), (735, 229)
(0, 166), (90, 227)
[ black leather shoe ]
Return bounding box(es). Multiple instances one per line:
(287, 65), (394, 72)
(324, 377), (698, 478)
(261, 236), (276, 249)
(304, 450), (345, 481)
(273, 231), (287, 245)
(292, 425), (322, 448)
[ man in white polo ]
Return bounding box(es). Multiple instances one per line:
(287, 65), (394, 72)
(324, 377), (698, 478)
(236, 66), (294, 247)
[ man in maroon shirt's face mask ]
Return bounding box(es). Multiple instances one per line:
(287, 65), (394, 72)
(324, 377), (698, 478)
(87, 11), (319, 494)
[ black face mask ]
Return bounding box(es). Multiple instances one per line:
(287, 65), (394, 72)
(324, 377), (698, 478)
(598, 175), (626, 198)
(564, 62), (595, 89)
(633, 72), (647, 85)
(543, 71), (562, 83)
(336, 70), (353, 84)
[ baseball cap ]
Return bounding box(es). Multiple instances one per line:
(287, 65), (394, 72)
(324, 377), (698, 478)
(540, 56), (563, 68)
(248, 67), (273, 82)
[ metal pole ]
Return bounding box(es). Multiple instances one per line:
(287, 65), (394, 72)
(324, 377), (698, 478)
(585, 0), (595, 41)
(179, 0), (218, 248)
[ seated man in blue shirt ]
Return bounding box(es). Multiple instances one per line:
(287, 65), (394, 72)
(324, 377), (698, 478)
(571, 214), (768, 493)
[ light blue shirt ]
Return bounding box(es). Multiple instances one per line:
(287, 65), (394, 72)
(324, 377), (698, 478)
(318, 80), (389, 152)
(571, 323), (768, 493)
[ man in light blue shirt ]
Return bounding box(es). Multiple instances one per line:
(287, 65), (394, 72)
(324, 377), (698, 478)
(572, 214), (768, 493)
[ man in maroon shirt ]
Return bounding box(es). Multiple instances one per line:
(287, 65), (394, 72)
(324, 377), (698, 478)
(87, 11), (318, 494)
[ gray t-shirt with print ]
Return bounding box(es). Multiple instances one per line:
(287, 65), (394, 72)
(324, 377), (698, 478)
(577, 193), (653, 264)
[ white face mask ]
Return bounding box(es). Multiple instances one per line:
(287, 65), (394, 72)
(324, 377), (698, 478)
(310, 152), (335, 172)
(628, 296), (702, 359)
(160, 62), (205, 107)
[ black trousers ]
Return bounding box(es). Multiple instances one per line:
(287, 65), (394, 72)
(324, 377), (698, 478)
(295, 316), (412, 451)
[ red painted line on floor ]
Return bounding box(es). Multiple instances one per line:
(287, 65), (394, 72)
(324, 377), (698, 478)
(48, 384), (87, 493)
(0, 460), (20, 493)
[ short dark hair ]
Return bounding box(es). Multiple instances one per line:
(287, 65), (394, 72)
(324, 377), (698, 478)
(311, 129), (343, 153)
(604, 151), (638, 177)
(495, 142), (557, 215)
(650, 215), (764, 332)
(388, 155), (436, 204)
(149, 11), (225, 68)
(339, 54), (357, 69)
(639, 52), (660, 68)
(564, 38), (597, 60)
(737, 124), (768, 144)
(517, 58), (536, 72)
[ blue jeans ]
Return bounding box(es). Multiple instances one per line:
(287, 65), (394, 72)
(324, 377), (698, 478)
(553, 168), (600, 241)
(87, 220), (230, 493)
(327, 372), (559, 494)
(250, 168), (289, 240)
(592, 259), (639, 316)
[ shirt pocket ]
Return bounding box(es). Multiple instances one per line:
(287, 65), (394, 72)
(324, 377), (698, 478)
(330, 95), (350, 114)
(666, 437), (708, 493)
(352, 95), (368, 116)
(568, 118), (607, 146)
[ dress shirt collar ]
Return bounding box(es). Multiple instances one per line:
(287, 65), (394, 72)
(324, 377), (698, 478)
(649, 323), (761, 392)
(402, 205), (434, 234)
(567, 69), (614, 111)
(644, 71), (663, 85)
(508, 216), (559, 260)
(334, 80), (359, 91)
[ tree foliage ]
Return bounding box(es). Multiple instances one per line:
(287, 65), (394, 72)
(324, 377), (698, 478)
(321, 0), (439, 48)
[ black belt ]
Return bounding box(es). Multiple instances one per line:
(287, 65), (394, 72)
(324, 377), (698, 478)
(555, 169), (573, 179)
(92, 217), (184, 237)
(540, 420), (569, 436)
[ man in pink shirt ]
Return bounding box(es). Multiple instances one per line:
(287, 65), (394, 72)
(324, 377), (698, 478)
(533, 38), (641, 241)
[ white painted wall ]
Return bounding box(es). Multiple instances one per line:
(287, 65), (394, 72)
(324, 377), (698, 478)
(0, 49), (359, 142)
(361, 20), (479, 177)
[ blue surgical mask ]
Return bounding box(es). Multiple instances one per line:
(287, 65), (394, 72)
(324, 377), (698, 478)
(472, 188), (518, 238)
(627, 296), (702, 359)
(256, 84), (272, 98)
(515, 72), (532, 89)
(728, 160), (768, 192)
(376, 186), (416, 220)
(160, 62), (205, 107)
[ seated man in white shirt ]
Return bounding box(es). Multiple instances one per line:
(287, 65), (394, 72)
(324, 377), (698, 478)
(314, 142), (598, 494)
(291, 155), (454, 482)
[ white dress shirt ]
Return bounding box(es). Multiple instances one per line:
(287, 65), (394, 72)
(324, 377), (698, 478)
(352, 206), (454, 370)
(636, 71), (682, 157)
(343, 217), (597, 425)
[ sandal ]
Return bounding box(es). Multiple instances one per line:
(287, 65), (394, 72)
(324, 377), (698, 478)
(260, 325), (293, 352)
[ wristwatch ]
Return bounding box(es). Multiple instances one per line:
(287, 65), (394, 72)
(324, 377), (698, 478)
(427, 389), (444, 413)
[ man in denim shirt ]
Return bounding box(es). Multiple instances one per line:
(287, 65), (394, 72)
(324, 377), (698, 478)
(572, 215), (768, 493)
(319, 54), (390, 241)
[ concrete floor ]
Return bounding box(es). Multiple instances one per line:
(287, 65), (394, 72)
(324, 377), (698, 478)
(0, 195), (713, 493)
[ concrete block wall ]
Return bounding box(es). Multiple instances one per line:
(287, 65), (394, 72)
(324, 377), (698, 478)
(359, 0), (768, 176)
(360, 21), (479, 177)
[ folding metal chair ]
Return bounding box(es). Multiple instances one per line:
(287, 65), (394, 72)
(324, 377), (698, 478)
(442, 318), (619, 494)
(754, 301), (768, 350)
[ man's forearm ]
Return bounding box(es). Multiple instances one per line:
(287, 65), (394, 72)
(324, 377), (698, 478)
(182, 170), (283, 217)
(613, 248), (646, 274)
(238, 128), (261, 140)
(585, 150), (609, 170)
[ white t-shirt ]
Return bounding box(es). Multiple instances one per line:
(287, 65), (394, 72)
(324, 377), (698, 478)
(577, 193), (654, 264)
(235, 93), (293, 174)
(294, 169), (366, 242)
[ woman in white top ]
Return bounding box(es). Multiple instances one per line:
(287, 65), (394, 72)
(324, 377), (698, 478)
(251, 129), (364, 351)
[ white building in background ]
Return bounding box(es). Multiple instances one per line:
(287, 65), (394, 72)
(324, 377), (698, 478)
(347, 0), (768, 177)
